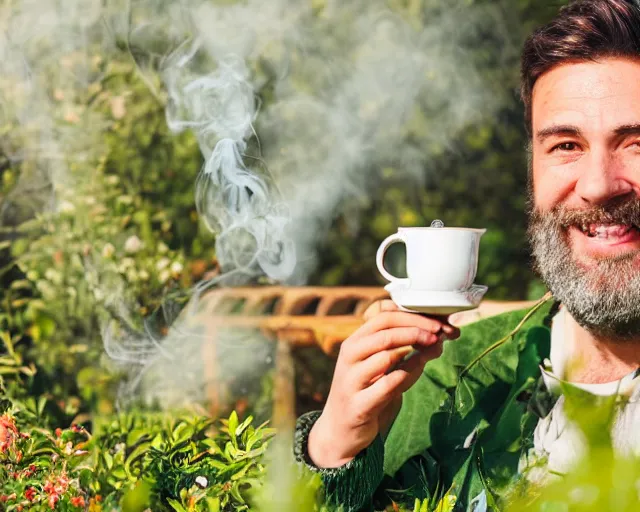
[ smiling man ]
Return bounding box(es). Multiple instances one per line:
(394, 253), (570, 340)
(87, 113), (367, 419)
(294, 1), (640, 511)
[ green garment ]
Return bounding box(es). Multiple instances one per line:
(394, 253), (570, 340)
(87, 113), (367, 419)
(294, 297), (560, 511)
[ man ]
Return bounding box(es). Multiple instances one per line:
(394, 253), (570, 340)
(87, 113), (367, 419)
(293, 0), (640, 510)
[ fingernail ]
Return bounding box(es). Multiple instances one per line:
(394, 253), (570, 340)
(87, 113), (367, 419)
(420, 331), (438, 344)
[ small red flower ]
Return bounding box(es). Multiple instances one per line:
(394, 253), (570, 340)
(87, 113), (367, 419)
(0, 414), (18, 453)
(0, 496), (8, 503)
(48, 493), (59, 509)
(25, 487), (37, 501)
(70, 496), (85, 508)
(0, 414), (18, 432)
(55, 428), (62, 438)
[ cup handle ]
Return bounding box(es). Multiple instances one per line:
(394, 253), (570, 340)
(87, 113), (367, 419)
(376, 233), (409, 285)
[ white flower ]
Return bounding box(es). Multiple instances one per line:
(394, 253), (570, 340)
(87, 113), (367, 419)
(194, 476), (208, 489)
(44, 268), (62, 285)
(58, 200), (75, 214)
(158, 269), (171, 284)
(124, 235), (143, 254)
(102, 243), (115, 259)
(93, 288), (104, 301)
(117, 258), (136, 273)
(126, 268), (138, 282)
(36, 280), (55, 300)
(157, 242), (169, 254)
(170, 261), (183, 276)
(470, 490), (487, 512)
(138, 270), (150, 281)
(156, 257), (171, 271)
(106, 175), (119, 186)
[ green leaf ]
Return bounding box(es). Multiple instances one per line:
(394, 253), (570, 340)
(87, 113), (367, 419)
(228, 411), (239, 438)
(0, 331), (16, 357)
(235, 415), (253, 438)
(206, 497), (221, 512)
(125, 441), (151, 479)
(481, 326), (551, 454)
(172, 421), (195, 446)
(384, 298), (555, 499)
(9, 279), (32, 290)
(121, 481), (152, 512)
(37, 396), (47, 416)
(230, 481), (246, 504)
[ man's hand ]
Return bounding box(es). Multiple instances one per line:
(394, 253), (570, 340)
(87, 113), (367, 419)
(307, 300), (460, 468)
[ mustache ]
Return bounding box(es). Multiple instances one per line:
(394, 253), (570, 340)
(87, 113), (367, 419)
(530, 197), (640, 229)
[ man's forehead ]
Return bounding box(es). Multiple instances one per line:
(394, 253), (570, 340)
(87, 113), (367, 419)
(531, 58), (640, 134)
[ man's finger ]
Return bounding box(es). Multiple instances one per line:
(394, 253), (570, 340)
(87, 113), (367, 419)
(363, 300), (399, 322)
(344, 326), (439, 363)
(356, 345), (421, 387)
(394, 342), (444, 393)
(351, 311), (451, 341)
(357, 343), (443, 413)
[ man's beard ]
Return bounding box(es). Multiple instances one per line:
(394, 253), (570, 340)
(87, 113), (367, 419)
(528, 197), (640, 341)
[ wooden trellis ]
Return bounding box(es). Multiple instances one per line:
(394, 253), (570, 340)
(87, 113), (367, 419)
(199, 286), (534, 429)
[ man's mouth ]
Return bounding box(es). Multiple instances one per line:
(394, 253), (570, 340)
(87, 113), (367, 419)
(577, 223), (640, 239)
(570, 222), (640, 259)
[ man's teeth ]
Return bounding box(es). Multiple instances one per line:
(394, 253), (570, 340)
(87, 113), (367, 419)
(580, 224), (635, 238)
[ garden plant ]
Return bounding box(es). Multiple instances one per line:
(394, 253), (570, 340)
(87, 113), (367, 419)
(2, 0), (640, 511)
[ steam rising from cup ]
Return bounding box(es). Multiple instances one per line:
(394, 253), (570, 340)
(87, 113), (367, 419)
(0, 0), (520, 408)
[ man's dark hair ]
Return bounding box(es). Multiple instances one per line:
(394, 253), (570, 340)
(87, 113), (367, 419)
(521, 0), (640, 135)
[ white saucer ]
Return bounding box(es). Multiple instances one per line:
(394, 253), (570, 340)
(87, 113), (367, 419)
(384, 281), (488, 315)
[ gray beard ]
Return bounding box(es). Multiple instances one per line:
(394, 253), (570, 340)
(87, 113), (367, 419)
(529, 211), (640, 341)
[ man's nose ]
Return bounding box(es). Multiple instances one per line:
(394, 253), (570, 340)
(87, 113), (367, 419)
(574, 153), (633, 205)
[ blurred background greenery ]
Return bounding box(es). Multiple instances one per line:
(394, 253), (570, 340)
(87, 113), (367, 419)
(0, 0), (566, 422)
(7, 0), (637, 511)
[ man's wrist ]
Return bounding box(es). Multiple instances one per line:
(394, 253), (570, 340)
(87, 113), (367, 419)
(307, 414), (357, 469)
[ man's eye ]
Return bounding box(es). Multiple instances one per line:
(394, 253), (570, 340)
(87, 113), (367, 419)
(552, 142), (579, 152)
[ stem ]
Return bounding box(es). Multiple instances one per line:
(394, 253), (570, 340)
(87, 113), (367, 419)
(459, 292), (553, 380)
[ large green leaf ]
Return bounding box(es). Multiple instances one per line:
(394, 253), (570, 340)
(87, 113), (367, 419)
(383, 298), (555, 509)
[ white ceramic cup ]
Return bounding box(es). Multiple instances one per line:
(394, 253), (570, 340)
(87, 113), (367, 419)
(376, 226), (486, 291)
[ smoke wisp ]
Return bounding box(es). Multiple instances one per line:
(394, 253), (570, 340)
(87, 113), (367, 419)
(1, 0), (518, 409)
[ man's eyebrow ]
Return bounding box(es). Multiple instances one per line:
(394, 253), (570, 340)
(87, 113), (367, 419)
(535, 125), (582, 143)
(614, 124), (640, 136)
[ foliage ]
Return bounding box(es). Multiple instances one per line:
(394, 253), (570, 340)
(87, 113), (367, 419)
(0, 398), (95, 511)
(0, 395), (281, 512)
(6, 1), (638, 511)
(0, 52), (220, 421)
(502, 383), (640, 512)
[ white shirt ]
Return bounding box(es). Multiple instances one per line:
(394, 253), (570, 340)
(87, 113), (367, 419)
(521, 308), (640, 480)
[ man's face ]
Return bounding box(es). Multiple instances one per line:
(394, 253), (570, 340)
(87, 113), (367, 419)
(529, 58), (640, 339)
